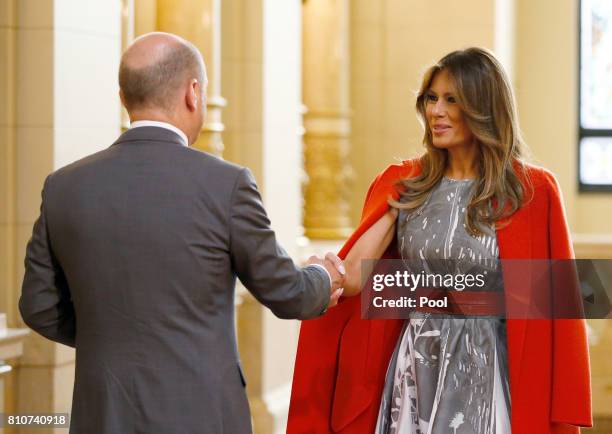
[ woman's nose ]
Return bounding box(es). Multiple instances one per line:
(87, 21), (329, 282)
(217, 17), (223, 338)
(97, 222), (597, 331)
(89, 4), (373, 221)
(432, 100), (446, 116)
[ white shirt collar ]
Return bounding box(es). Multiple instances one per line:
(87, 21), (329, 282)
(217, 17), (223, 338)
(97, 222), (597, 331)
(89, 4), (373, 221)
(129, 120), (189, 147)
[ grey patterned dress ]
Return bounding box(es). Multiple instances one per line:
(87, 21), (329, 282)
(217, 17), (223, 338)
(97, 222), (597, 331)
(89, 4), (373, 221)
(375, 177), (511, 434)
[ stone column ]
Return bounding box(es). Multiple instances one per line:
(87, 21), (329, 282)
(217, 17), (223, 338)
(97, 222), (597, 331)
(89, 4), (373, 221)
(134, 0), (157, 36)
(121, 0), (135, 132)
(11, 2), (122, 432)
(302, 0), (353, 239)
(0, 0), (17, 327)
(157, 0), (227, 157)
(222, 1), (304, 432)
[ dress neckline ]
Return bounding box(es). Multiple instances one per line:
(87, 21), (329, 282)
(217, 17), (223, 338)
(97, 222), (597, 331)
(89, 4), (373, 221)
(442, 176), (475, 183)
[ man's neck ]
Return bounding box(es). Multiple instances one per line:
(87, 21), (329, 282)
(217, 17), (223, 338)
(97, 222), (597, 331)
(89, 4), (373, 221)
(129, 109), (176, 125)
(128, 109), (192, 144)
(128, 111), (190, 146)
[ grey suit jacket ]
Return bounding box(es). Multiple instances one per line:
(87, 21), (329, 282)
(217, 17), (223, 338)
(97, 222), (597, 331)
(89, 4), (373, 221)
(19, 126), (331, 434)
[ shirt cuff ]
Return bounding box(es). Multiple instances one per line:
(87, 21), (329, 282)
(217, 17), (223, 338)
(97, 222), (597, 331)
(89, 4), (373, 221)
(306, 263), (332, 290)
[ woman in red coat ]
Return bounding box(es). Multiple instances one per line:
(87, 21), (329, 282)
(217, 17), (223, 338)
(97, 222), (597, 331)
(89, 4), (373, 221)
(288, 48), (591, 434)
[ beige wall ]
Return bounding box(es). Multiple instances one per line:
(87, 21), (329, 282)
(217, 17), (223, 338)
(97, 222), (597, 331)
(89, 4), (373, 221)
(0, 0), (17, 327)
(262, 0), (303, 421)
(349, 0), (496, 224)
(223, 1), (304, 431)
(515, 0), (579, 229)
(516, 0), (612, 236)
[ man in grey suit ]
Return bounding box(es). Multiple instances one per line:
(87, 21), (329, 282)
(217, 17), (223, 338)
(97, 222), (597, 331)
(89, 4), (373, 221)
(19, 32), (344, 434)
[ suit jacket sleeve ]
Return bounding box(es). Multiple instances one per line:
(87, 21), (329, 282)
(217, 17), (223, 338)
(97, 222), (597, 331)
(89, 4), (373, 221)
(229, 168), (331, 319)
(544, 171), (593, 427)
(19, 176), (76, 348)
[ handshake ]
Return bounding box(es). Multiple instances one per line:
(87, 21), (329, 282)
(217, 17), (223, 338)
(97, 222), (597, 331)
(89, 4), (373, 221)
(307, 252), (346, 309)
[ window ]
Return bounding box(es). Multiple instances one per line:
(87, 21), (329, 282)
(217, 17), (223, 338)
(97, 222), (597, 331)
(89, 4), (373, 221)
(579, 0), (612, 191)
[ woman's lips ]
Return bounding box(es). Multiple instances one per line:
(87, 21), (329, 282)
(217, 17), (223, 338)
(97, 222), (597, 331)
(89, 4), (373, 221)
(432, 124), (451, 134)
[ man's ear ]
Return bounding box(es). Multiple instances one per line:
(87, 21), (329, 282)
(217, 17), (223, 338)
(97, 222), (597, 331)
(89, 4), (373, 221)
(186, 79), (199, 112)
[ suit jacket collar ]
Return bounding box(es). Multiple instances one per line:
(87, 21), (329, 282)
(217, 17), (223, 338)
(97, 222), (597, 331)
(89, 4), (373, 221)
(112, 126), (187, 147)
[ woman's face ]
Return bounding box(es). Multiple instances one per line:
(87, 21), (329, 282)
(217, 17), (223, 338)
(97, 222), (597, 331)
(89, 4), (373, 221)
(425, 69), (474, 150)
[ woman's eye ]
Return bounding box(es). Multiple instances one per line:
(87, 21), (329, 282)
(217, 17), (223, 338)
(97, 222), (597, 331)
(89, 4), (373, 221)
(447, 96), (457, 103)
(426, 93), (437, 102)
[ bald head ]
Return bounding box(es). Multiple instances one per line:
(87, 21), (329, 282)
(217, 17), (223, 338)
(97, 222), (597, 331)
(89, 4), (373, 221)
(119, 32), (207, 113)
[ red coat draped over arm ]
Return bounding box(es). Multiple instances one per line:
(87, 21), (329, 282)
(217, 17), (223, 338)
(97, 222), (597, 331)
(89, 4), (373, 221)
(288, 159), (592, 434)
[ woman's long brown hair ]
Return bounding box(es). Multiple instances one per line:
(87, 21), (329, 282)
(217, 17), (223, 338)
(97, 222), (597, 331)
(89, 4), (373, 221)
(392, 47), (531, 235)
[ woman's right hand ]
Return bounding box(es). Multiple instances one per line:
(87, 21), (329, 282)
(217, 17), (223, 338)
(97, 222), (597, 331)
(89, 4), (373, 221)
(342, 208), (398, 297)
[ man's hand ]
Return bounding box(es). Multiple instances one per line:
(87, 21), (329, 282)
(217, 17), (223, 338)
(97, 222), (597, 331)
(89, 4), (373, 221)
(307, 252), (345, 308)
